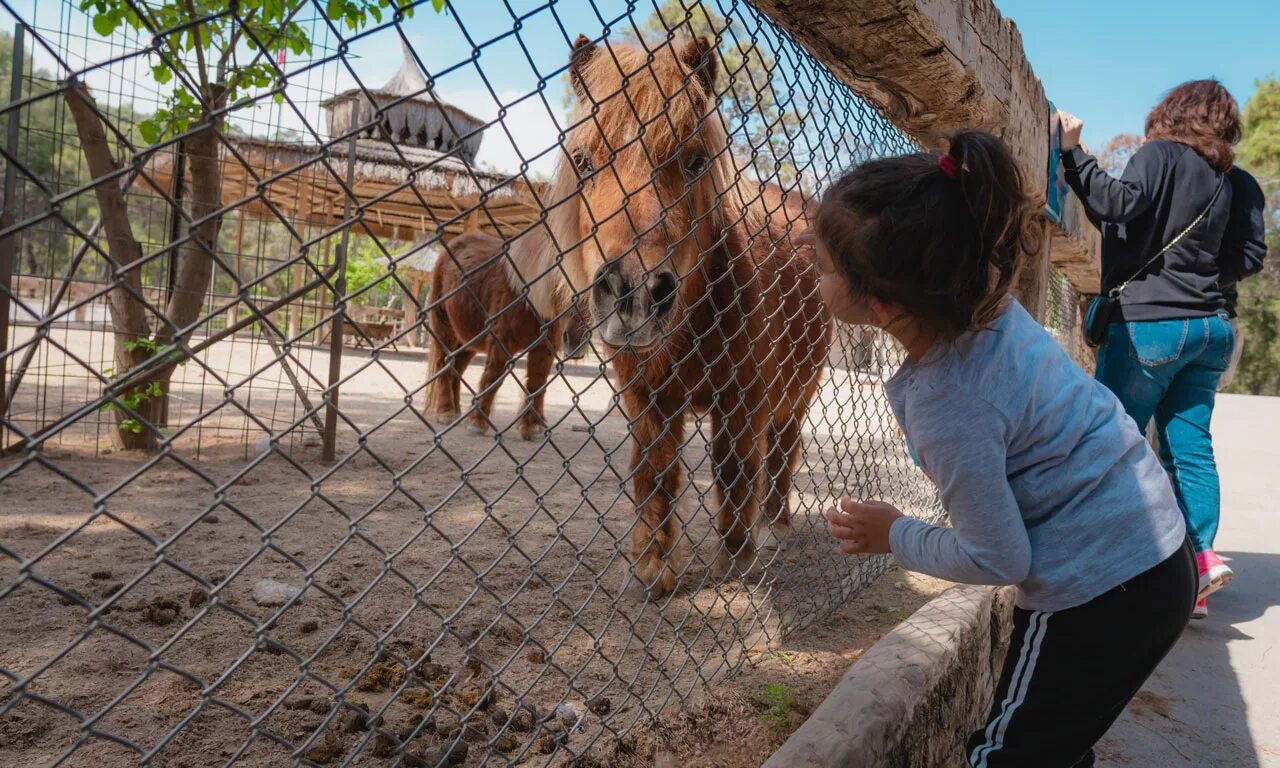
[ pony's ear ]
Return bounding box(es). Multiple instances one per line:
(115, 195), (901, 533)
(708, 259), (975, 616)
(569, 34), (599, 102)
(680, 36), (718, 97)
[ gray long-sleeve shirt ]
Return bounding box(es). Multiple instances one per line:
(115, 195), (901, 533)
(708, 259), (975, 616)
(885, 300), (1186, 611)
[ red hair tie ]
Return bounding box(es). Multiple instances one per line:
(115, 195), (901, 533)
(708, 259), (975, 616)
(938, 154), (960, 179)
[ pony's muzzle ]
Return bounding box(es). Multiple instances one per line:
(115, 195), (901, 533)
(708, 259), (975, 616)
(590, 261), (678, 348)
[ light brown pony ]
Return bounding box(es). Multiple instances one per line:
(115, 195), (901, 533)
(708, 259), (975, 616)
(426, 231), (580, 440)
(510, 36), (831, 596)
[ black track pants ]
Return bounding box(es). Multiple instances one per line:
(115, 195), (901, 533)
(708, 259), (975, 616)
(966, 538), (1197, 768)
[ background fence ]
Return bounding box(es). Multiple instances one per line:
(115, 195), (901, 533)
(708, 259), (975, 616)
(1, 0), (1072, 766)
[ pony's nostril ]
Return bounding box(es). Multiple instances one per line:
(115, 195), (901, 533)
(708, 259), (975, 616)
(592, 262), (624, 299)
(651, 272), (678, 314)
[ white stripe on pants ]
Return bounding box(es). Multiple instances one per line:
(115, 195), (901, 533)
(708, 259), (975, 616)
(970, 610), (1053, 768)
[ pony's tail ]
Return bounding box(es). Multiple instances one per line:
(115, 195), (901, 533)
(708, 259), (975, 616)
(423, 265), (452, 415)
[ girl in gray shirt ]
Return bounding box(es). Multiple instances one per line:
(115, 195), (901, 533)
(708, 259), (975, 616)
(807, 130), (1195, 768)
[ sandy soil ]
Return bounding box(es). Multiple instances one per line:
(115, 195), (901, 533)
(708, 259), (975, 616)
(1, 323), (943, 767)
(579, 568), (948, 768)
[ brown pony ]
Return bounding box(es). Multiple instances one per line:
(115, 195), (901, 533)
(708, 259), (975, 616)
(509, 36), (831, 596)
(425, 231), (573, 440)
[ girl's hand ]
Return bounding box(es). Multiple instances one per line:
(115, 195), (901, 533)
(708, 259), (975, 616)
(825, 497), (903, 555)
(794, 227), (816, 258)
(1058, 111), (1084, 151)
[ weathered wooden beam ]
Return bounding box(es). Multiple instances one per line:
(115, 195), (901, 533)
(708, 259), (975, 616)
(749, 0), (1100, 292)
(1049, 184), (1102, 292)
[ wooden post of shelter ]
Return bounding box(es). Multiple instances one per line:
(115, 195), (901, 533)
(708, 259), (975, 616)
(229, 164), (251, 333)
(230, 210), (246, 330)
(322, 134), (358, 462)
(0, 25), (23, 439)
(288, 236), (306, 342)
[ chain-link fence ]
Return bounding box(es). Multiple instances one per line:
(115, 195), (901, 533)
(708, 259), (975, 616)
(1044, 266), (1091, 372)
(1, 1), (959, 765)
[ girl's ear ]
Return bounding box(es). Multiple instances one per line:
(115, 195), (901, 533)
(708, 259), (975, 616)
(868, 297), (896, 327)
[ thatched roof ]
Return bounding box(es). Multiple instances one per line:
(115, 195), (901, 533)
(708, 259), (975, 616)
(397, 245), (441, 274)
(246, 136), (520, 201)
(322, 39), (486, 164)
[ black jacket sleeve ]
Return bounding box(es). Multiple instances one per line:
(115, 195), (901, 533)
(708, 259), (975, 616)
(1218, 167), (1269, 285)
(1061, 143), (1163, 223)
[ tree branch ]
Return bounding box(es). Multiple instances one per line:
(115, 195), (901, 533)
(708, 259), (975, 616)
(184, 0), (210, 90)
(161, 103), (225, 343)
(62, 80), (151, 348)
(225, 1), (306, 97)
(218, 6), (259, 83)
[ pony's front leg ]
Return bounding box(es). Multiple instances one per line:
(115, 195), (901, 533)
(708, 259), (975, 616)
(711, 401), (766, 577)
(518, 342), (554, 441)
(626, 394), (686, 597)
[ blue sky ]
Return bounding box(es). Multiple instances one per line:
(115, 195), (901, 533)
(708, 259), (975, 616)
(9, 0), (1274, 178)
(995, 0), (1279, 151)
(7, 0), (694, 176)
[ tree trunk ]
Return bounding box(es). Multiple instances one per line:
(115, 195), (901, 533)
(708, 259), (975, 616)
(160, 89), (225, 343)
(63, 81), (157, 450)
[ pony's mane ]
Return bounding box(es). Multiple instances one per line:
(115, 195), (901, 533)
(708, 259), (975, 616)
(506, 37), (756, 320)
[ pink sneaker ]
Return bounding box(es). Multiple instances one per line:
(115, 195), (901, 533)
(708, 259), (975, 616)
(1197, 550), (1234, 599)
(1192, 598), (1208, 620)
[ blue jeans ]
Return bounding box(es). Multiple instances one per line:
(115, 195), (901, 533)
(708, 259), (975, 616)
(1095, 314), (1234, 553)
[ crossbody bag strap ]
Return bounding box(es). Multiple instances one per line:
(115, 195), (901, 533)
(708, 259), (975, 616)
(1108, 172), (1227, 299)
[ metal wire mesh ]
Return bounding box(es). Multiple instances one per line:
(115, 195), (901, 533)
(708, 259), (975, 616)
(1044, 266), (1091, 372)
(1, 1), (968, 765)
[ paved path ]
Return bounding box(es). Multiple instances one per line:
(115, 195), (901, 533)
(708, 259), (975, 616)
(1100, 394), (1280, 767)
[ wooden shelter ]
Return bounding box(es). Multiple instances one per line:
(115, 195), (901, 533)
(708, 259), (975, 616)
(145, 39), (545, 242)
(136, 40), (548, 349)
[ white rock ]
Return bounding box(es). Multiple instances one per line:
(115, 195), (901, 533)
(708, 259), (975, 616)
(555, 702), (583, 731)
(253, 578), (303, 607)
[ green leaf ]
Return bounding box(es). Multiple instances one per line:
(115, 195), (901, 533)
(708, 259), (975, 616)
(123, 337), (156, 353)
(326, 0), (344, 21)
(273, 91), (285, 105)
(152, 64), (173, 85)
(432, 0), (446, 12)
(92, 12), (119, 37)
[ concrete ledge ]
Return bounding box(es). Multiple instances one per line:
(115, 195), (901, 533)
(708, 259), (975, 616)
(765, 584), (1014, 768)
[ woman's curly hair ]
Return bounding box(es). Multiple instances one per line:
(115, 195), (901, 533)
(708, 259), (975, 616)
(1145, 79), (1241, 172)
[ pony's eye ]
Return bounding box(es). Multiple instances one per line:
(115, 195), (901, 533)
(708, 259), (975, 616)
(573, 149), (594, 177)
(683, 152), (709, 178)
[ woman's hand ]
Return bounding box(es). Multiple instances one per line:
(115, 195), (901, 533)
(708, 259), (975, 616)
(1058, 111), (1084, 151)
(825, 497), (903, 555)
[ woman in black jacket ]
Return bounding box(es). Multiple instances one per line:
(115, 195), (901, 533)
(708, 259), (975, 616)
(1059, 79), (1267, 620)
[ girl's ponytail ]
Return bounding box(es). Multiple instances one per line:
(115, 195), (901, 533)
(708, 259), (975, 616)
(948, 129), (1037, 329)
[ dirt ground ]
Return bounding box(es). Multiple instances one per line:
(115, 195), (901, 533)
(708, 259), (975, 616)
(1, 324), (943, 767)
(580, 568), (947, 768)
